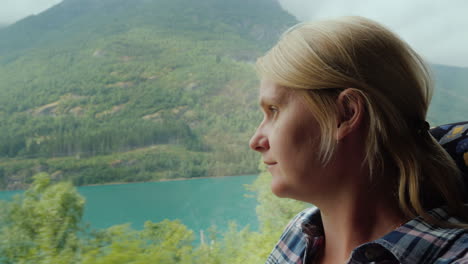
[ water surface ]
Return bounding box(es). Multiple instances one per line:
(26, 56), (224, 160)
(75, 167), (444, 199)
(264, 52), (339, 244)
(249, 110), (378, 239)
(0, 175), (259, 235)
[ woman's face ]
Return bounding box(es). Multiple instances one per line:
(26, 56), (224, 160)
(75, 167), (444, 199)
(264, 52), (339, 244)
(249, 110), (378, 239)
(249, 79), (331, 201)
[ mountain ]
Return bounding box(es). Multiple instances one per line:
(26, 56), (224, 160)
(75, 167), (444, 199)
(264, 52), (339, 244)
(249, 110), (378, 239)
(0, 0), (291, 57)
(429, 64), (468, 125)
(0, 0), (297, 190)
(0, 0), (466, 190)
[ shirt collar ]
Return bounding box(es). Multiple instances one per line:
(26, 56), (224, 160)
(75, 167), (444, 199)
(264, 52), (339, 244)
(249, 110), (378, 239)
(298, 207), (466, 264)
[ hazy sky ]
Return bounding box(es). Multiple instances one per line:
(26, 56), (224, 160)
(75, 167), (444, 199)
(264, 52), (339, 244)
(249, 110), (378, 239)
(278, 0), (468, 67)
(1, 0), (467, 67)
(0, 0), (61, 25)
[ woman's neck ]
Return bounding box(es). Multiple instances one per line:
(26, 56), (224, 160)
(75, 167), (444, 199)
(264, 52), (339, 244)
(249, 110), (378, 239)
(315, 183), (406, 264)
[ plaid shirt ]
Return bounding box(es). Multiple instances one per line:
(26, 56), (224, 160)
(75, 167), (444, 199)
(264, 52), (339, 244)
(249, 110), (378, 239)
(266, 207), (468, 264)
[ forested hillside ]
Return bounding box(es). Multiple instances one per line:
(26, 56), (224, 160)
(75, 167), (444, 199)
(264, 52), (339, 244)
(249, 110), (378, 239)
(0, 0), (296, 190)
(0, 0), (466, 190)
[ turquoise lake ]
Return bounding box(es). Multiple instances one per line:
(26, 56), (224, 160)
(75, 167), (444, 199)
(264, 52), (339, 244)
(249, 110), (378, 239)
(0, 175), (259, 237)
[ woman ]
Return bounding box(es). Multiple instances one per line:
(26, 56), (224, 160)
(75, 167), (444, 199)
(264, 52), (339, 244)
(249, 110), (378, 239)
(249, 16), (468, 264)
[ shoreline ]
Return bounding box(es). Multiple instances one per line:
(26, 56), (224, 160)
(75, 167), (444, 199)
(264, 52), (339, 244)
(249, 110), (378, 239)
(0, 174), (259, 192)
(82, 174), (258, 187)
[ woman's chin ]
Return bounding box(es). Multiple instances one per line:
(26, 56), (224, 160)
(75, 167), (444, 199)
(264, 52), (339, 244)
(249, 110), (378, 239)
(270, 178), (289, 198)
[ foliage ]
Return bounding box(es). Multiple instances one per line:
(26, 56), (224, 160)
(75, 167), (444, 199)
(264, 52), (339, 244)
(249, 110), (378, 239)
(1, 0), (466, 262)
(248, 164), (309, 232)
(0, 0), (467, 191)
(0, 173), (84, 264)
(80, 221), (195, 264)
(0, 1), (302, 260)
(0, 170), (308, 263)
(0, 0), (298, 190)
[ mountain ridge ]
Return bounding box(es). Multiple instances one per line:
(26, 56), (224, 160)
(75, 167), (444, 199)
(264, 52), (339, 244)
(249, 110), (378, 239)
(0, 0), (296, 190)
(0, 0), (466, 190)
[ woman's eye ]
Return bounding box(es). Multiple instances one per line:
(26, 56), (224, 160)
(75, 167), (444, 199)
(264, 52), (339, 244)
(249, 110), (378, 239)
(268, 106), (279, 114)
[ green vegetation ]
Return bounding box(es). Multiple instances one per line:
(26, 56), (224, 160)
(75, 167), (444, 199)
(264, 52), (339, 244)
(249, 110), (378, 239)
(0, 0), (296, 190)
(428, 64), (468, 125)
(1, 1), (467, 262)
(0, 0), (467, 192)
(0, 169), (308, 263)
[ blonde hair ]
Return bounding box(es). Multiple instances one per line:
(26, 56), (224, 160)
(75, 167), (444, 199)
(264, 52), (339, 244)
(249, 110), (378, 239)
(256, 16), (468, 227)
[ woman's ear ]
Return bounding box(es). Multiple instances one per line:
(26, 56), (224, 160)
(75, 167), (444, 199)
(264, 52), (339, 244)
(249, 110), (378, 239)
(335, 88), (365, 141)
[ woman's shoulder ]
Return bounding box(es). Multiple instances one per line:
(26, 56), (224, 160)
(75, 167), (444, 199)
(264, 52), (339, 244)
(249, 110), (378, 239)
(276, 206), (321, 246)
(286, 207), (320, 229)
(436, 231), (468, 263)
(372, 207), (468, 263)
(431, 207), (468, 263)
(265, 207), (321, 264)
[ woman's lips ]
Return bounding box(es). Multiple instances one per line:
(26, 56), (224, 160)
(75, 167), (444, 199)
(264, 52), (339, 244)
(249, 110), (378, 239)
(264, 161), (277, 167)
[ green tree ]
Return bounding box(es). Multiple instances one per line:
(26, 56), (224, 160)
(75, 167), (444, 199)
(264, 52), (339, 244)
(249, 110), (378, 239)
(0, 173), (84, 264)
(81, 221), (195, 264)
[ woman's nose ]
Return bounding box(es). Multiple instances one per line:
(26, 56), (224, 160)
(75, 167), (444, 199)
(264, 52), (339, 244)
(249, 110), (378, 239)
(249, 129), (270, 152)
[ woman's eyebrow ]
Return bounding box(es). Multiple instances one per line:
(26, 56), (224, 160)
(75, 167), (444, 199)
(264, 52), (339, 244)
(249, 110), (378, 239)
(258, 95), (286, 108)
(258, 88), (291, 108)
